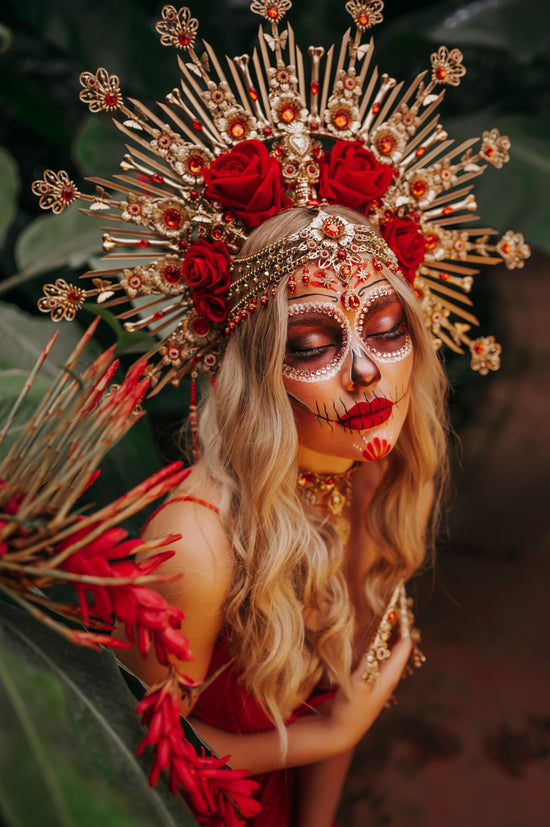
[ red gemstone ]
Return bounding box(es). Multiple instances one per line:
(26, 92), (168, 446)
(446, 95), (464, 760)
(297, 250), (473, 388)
(230, 121), (246, 138)
(475, 342), (484, 354)
(323, 218), (343, 239)
(412, 180), (427, 198)
(193, 316), (210, 335)
(263, 126), (272, 136)
(342, 292), (360, 309)
(212, 225), (224, 240)
(192, 119), (203, 131)
(164, 208), (182, 228)
(378, 136), (394, 154)
(359, 13), (369, 25)
(178, 239), (188, 250)
(151, 173), (165, 183)
(333, 111), (349, 129)
(248, 87), (259, 101)
(337, 249), (347, 260)
(439, 272), (450, 281)
(105, 93), (118, 107)
(424, 234), (438, 251)
(179, 33), (190, 47)
(137, 239), (150, 248)
(372, 102), (381, 115)
(267, 6), (279, 19)
(68, 291), (81, 303)
(153, 311), (165, 321)
(61, 187), (74, 201)
(415, 146), (426, 157)
(164, 265), (182, 283)
(436, 67), (447, 80)
(310, 122), (319, 131)
(485, 146), (494, 157)
(281, 107), (296, 123)
(442, 206), (453, 215)
(310, 80), (319, 95)
(188, 156), (203, 175)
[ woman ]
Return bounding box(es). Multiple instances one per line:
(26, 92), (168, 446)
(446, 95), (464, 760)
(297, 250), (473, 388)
(119, 204), (449, 826)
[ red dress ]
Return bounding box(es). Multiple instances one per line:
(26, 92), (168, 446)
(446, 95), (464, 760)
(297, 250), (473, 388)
(145, 495), (336, 825)
(193, 632), (335, 826)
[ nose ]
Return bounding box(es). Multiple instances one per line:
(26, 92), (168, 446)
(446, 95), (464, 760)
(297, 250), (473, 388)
(345, 346), (381, 391)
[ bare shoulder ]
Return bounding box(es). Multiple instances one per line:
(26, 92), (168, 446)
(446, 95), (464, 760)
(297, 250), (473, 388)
(118, 463), (233, 694)
(142, 461), (233, 608)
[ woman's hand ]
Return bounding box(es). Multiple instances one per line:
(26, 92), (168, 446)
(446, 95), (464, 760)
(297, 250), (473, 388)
(324, 636), (413, 752)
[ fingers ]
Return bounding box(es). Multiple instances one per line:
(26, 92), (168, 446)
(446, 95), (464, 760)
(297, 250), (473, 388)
(352, 636), (413, 704)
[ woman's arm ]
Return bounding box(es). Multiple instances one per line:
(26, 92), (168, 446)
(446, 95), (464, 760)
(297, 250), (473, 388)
(119, 491), (412, 775)
(296, 749), (354, 827)
(188, 637), (411, 774)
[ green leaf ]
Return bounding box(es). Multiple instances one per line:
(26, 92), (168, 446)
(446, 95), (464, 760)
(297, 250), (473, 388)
(74, 115), (129, 178)
(8, 208), (102, 291)
(0, 370), (52, 461)
(0, 601), (198, 827)
(427, 0), (550, 60)
(0, 147), (19, 249)
(0, 302), (99, 375)
(443, 113), (550, 251)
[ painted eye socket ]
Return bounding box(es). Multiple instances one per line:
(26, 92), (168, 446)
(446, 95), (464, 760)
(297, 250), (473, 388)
(283, 303), (348, 380)
(358, 296), (410, 355)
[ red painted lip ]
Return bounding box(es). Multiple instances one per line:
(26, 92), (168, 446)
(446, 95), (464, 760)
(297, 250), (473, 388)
(338, 398), (393, 430)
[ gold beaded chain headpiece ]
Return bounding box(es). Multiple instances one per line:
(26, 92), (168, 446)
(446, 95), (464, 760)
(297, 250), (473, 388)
(33, 0), (530, 388)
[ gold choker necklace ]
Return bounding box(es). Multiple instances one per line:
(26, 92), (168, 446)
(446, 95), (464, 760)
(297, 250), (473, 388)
(297, 465), (358, 543)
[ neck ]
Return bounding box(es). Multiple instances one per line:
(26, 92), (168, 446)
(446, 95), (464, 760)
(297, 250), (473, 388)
(296, 444), (355, 475)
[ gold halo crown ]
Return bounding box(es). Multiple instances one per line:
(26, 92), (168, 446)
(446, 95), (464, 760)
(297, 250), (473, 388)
(33, 0), (530, 389)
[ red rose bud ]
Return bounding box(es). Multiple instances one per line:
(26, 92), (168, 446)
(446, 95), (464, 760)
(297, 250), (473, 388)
(380, 216), (425, 284)
(318, 140), (393, 212)
(203, 140), (293, 229)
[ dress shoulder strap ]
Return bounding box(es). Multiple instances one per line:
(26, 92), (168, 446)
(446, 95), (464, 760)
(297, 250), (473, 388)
(143, 495), (220, 532)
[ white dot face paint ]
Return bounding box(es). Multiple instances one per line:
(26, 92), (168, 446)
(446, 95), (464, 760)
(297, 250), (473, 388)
(283, 302), (351, 383)
(356, 283), (413, 364)
(283, 264), (414, 468)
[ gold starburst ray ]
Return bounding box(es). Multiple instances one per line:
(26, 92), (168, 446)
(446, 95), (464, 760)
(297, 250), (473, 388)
(319, 44), (335, 117)
(176, 55), (224, 139)
(252, 48), (273, 122)
(422, 279), (474, 305)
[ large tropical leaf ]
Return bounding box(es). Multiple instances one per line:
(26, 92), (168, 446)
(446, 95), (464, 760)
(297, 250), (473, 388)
(0, 601), (199, 827)
(0, 301), (98, 374)
(0, 147), (19, 250)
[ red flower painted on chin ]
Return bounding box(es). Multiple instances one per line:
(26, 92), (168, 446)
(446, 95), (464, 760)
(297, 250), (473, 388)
(362, 437), (392, 462)
(318, 140), (393, 212)
(203, 140), (292, 229)
(380, 216), (425, 285)
(182, 239), (232, 323)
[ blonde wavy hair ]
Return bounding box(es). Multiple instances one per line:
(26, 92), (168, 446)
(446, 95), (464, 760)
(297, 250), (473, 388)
(196, 205), (449, 741)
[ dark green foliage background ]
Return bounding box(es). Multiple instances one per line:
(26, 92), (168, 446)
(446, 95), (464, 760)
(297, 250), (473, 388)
(0, 2), (548, 824)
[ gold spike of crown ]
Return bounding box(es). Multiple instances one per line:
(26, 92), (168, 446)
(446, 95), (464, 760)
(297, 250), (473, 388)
(33, 1), (530, 388)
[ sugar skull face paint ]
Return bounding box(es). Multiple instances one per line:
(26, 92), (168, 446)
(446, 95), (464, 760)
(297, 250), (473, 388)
(283, 265), (413, 468)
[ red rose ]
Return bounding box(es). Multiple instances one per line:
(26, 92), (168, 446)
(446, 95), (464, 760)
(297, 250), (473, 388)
(182, 240), (232, 323)
(380, 216), (425, 285)
(318, 141), (393, 211)
(203, 140), (292, 229)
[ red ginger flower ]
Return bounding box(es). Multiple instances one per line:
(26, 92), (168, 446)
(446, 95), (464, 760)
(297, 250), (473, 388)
(137, 675), (261, 826)
(59, 523), (193, 663)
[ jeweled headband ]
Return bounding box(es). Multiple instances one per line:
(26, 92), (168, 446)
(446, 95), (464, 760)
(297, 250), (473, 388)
(33, 1), (530, 387)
